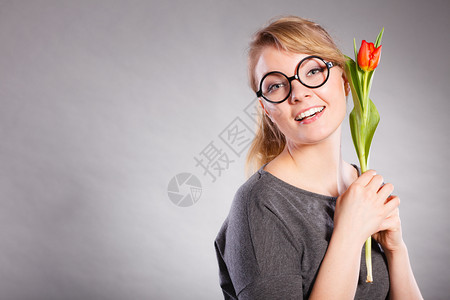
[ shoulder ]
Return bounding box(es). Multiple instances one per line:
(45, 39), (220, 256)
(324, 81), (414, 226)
(228, 169), (279, 218)
(216, 167), (302, 252)
(215, 168), (280, 245)
(234, 170), (269, 203)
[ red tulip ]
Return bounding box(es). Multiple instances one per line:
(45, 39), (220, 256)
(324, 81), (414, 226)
(357, 40), (382, 72)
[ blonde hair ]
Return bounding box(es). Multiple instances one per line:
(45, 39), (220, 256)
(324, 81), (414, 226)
(246, 16), (347, 176)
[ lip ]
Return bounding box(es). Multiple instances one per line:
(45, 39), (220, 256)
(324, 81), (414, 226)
(295, 106), (325, 125)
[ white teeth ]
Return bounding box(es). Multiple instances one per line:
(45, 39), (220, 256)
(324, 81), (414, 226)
(295, 107), (324, 121)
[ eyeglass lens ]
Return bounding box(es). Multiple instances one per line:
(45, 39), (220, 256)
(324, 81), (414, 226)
(260, 57), (329, 102)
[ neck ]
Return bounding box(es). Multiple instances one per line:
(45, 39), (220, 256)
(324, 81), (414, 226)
(281, 126), (353, 197)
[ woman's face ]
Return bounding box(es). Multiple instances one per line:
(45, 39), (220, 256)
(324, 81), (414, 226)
(255, 46), (349, 146)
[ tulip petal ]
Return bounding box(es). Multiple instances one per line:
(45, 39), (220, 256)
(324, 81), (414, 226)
(358, 40), (370, 71)
(369, 45), (382, 70)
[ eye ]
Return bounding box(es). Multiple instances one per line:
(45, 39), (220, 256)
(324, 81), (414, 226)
(307, 67), (325, 76)
(267, 82), (285, 94)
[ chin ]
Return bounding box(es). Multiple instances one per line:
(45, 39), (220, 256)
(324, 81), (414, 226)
(287, 125), (341, 145)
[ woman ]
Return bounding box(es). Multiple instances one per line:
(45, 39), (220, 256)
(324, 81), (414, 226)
(214, 16), (423, 299)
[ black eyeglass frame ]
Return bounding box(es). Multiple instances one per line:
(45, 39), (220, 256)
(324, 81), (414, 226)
(256, 55), (335, 104)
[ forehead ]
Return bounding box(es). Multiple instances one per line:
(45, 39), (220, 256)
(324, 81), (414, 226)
(254, 47), (310, 81)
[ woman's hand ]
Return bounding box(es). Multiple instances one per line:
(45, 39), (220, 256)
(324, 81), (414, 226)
(333, 170), (400, 247)
(372, 196), (405, 253)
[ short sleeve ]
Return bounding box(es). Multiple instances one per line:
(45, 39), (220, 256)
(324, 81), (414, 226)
(215, 179), (304, 298)
(246, 189), (303, 277)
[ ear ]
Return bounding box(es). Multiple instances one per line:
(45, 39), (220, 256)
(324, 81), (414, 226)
(258, 99), (272, 120)
(342, 74), (351, 96)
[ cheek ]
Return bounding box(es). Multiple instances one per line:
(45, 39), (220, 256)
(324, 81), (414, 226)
(263, 103), (293, 130)
(265, 103), (284, 119)
(322, 78), (347, 110)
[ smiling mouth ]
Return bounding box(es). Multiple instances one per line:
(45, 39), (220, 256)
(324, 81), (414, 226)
(295, 106), (325, 121)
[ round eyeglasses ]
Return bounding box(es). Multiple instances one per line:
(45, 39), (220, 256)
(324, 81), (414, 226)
(256, 55), (335, 104)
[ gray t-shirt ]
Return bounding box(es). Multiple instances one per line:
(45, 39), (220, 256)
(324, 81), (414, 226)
(214, 165), (389, 299)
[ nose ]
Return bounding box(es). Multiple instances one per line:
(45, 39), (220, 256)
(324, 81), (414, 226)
(289, 77), (312, 103)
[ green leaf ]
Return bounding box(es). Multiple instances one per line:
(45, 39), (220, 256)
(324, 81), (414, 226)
(349, 107), (363, 166)
(366, 69), (376, 97)
(353, 38), (358, 61)
(366, 29), (383, 96)
(349, 97), (380, 171)
(344, 57), (364, 110)
(362, 98), (380, 168)
(374, 27), (384, 48)
(353, 59), (364, 96)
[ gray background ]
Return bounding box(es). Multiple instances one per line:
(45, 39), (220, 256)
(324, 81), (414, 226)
(1, 0), (449, 299)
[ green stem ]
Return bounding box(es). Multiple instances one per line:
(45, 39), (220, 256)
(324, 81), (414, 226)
(362, 71), (369, 117)
(360, 156), (373, 283)
(361, 70), (373, 283)
(360, 156), (367, 174)
(365, 237), (373, 282)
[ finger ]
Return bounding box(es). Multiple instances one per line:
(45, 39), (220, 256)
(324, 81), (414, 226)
(383, 195), (400, 216)
(367, 174), (385, 192)
(378, 214), (401, 232)
(378, 183), (394, 201)
(355, 169), (377, 186)
(384, 207), (399, 219)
